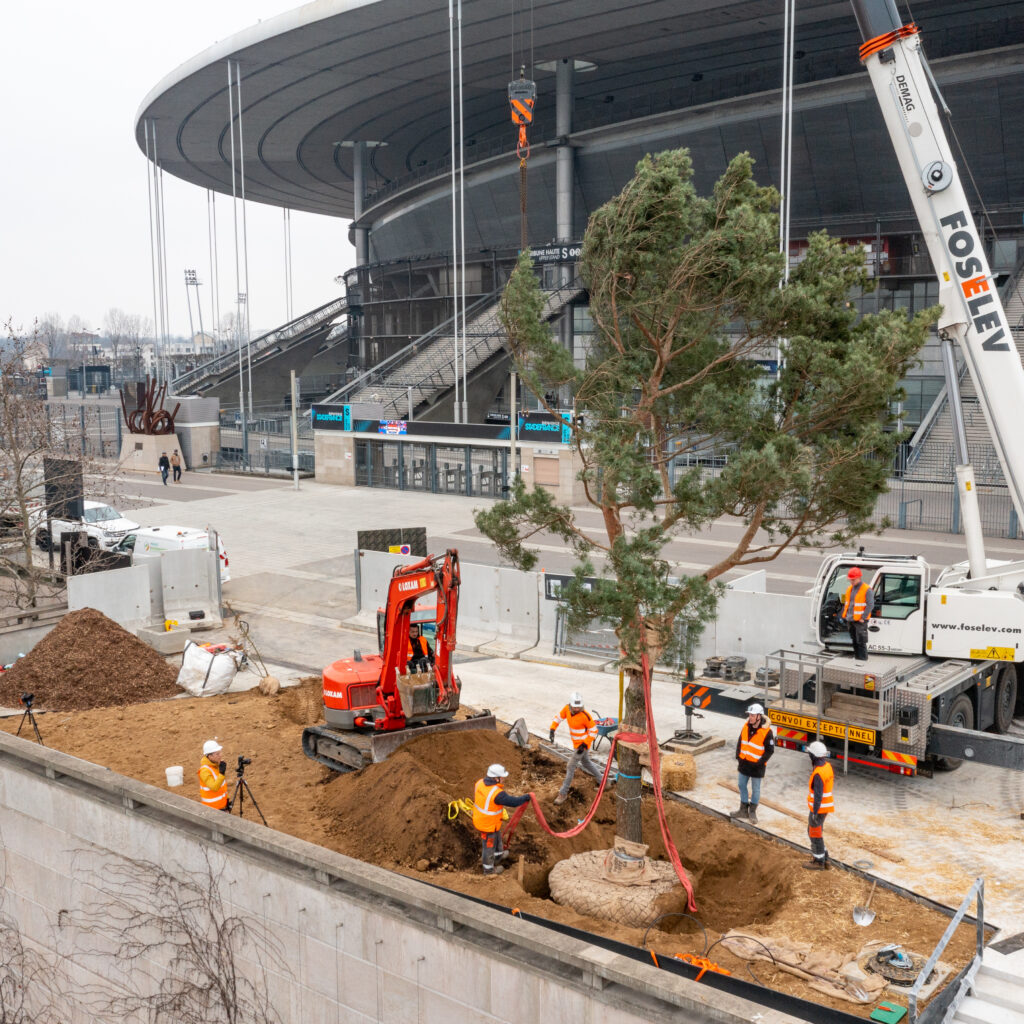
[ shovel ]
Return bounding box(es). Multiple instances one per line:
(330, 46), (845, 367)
(853, 880), (878, 927)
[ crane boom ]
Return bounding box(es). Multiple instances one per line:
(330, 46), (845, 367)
(851, 0), (1024, 557)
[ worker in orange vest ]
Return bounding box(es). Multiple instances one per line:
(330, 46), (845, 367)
(472, 763), (530, 875)
(841, 566), (874, 662)
(549, 692), (602, 806)
(406, 623), (434, 674)
(804, 740), (834, 870)
(198, 739), (229, 811)
(729, 702), (775, 825)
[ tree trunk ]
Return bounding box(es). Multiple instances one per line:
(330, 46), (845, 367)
(614, 665), (647, 844)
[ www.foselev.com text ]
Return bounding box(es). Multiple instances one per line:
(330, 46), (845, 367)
(931, 622), (1022, 633)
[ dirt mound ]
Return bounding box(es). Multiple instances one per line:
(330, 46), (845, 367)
(276, 677), (324, 726)
(0, 608), (179, 710)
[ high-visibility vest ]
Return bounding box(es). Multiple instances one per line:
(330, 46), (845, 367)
(550, 705), (597, 749)
(738, 722), (772, 764)
(842, 582), (870, 622)
(473, 778), (504, 833)
(407, 634), (431, 660)
(807, 762), (835, 815)
(197, 756), (227, 809)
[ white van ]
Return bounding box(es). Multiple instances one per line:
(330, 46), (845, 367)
(115, 526), (231, 582)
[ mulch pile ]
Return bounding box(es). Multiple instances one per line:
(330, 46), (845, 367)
(0, 607), (180, 710)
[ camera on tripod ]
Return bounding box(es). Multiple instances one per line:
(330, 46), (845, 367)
(17, 693), (43, 746)
(235, 755), (252, 774)
(20, 693), (34, 709)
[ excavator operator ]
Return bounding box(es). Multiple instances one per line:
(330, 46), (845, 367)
(407, 623), (434, 674)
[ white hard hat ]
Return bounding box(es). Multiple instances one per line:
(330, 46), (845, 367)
(569, 691), (583, 708)
(807, 740), (829, 758)
(747, 703), (764, 715)
(203, 739), (223, 756)
(487, 763), (509, 779)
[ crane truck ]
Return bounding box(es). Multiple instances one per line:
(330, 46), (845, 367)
(699, 0), (1024, 777)
(302, 549), (494, 771)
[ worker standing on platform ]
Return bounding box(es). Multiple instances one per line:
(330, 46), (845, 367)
(841, 567), (873, 662)
(730, 702), (774, 824)
(804, 740), (834, 870)
(198, 739), (228, 811)
(473, 764), (530, 876)
(549, 692), (602, 806)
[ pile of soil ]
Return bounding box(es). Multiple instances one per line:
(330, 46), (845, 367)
(0, 690), (979, 1019)
(0, 608), (179, 710)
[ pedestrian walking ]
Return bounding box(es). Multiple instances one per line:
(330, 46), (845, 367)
(729, 702), (774, 824)
(842, 567), (873, 662)
(472, 763), (530, 875)
(549, 691), (602, 805)
(158, 452), (170, 485)
(804, 740), (834, 870)
(171, 450), (182, 482)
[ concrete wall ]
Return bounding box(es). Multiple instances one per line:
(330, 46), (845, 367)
(68, 564), (155, 632)
(0, 733), (789, 1024)
(351, 552), (815, 667)
(314, 432), (357, 485)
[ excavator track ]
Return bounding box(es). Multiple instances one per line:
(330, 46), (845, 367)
(302, 714), (497, 773)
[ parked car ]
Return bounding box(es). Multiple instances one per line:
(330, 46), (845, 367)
(114, 525), (230, 582)
(34, 501), (140, 552)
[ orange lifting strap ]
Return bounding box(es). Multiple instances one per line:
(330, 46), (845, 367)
(508, 71), (536, 160)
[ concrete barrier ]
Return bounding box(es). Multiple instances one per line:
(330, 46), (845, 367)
(456, 560), (502, 651)
(478, 566), (539, 658)
(160, 548), (222, 629)
(690, 589), (815, 666)
(68, 564), (155, 632)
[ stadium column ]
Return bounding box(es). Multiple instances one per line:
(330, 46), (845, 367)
(556, 57), (575, 369)
(353, 141), (369, 267)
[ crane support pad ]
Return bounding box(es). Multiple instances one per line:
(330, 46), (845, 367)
(929, 723), (1024, 772)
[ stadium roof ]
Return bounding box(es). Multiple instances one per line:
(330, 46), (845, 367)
(136, 0), (1024, 230)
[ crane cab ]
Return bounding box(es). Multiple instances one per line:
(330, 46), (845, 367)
(811, 553), (929, 657)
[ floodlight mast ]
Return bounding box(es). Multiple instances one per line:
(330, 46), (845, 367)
(850, 0), (1024, 577)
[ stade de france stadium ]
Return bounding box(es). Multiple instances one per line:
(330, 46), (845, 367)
(137, 0), (1024, 510)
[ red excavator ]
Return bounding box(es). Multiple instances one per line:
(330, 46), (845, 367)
(301, 549), (493, 770)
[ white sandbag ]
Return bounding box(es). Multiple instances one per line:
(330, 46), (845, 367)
(176, 641), (240, 697)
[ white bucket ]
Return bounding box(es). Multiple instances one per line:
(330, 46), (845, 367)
(165, 766), (184, 787)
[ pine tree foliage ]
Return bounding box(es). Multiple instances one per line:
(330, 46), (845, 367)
(477, 150), (934, 842)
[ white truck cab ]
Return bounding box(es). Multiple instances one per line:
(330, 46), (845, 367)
(116, 526), (230, 582)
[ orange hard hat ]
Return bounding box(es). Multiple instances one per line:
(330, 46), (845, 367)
(847, 567), (862, 580)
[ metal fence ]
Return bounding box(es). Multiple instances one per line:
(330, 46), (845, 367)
(354, 439), (510, 498)
(43, 403), (124, 460)
(218, 422), (315, 477)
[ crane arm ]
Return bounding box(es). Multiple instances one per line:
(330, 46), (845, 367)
(851, 0), (1024, 570)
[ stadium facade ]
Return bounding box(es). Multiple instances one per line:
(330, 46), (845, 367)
(136, 0), (1024, 439)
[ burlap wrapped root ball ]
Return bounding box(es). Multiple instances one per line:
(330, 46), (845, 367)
(548, 842), (688, 927)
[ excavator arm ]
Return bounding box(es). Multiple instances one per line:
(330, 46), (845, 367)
(376, 550), (462, 730)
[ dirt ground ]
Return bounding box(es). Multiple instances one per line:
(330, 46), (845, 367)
(0, 676), (980, 1019)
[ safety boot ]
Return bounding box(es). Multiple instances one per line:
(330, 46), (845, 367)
(747, 804), (759, 825)
(729, 803), (749, 820)
(483, 865), (504, 876)
(554, 792), (568, 806)
(801, 857), (829, 870)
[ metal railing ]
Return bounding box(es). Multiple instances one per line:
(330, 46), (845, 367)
(908, 877), (984, 1023)
(321, 291), (499, 407)
(324, 278), (583, 418)
(172, 296), (348, 393)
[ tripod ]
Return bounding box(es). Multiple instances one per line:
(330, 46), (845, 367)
(16, 703), (44, 746)
(227, 768), (267, 825)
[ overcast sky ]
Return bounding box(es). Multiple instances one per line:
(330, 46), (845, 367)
(1, 1), (352, 339)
